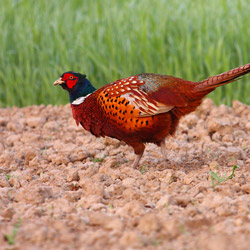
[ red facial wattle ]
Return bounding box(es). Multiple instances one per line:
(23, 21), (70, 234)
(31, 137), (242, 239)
(62, 73), (78, 89)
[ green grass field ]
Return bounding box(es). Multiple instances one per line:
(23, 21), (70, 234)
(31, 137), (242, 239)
(1, 0), (250, 107)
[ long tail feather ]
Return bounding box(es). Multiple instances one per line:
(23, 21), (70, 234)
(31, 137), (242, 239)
(195, 63), (250, 92)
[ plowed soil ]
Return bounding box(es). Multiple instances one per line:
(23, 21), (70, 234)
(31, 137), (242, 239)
(0, 99), (250, 250)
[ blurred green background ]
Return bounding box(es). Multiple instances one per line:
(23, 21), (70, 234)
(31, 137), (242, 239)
(0, 0), (250, 107)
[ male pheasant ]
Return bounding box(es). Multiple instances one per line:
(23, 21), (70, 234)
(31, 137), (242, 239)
(54, 63), (250, 168)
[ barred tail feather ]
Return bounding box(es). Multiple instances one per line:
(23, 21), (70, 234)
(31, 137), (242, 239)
(195, 63), (250, 92)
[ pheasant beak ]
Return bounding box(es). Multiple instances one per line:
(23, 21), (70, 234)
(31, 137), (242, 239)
(53, 77), (65, 86)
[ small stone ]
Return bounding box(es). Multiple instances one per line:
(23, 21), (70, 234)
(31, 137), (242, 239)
(212, 132), (221, 142)
(103, 137), (121, 147)
(26, 117), (46, 128)
(116, 201), (145, 218)
(138, 213), (161, 234)
(104, 218), (123, 232)
(162, 219), (182, 239)
(196, 193), (205, 200)
(199, 234), (235, 250)
(104, 185), (115, 199)
(51, 198), (76, 214)
(119, 231), (145, 248)
(7, 121), (23, 132)
(158, 169), (174, 183)
(207, 119), (221, 133)
(67, 169), (79, 182)
(103, 157), (117, 168)
(21, 132), (40, 144)
(200, 99), (216, 114)
(233, 130), (246, 139)
(9, 177), (21, 188)
(122, 178), (136, 188)
(183, 175), (195, 185)
(209, 161), (219, 171)
(43, 121), (58, 130)
(225, 147), (243, 159)
(88, 211), (109, 226)
(90, 203), (106, 211)
(222, 134), (234, 142)
(79, 177), (104, 196)
(215, 206), (233, 217)
(77, 195), (102, 209)
(53, 140), (76, 153)
(207, 118), (233, 136)
(185, 114), (199, 127)
(25, 150), (37, 165)
(145, 179), (160, 191)
(234, 218), (243, 226)
(241, 184), (250, 194)
(70, 150), (88, 162)
(156, 194), (175, 209)
(64, 191), (82, 202)
(246, 122), (250, 131)
(186, 206), (199, 217)
(28, 156), (40, 168)
(232, 100), (246, 114)
(54, 155), (70, 165)
(76, 151), (88, 161)
(5, 134), (21, 147)
(0, 174), (10, 187)
(122, 187), (140, 201)
(14, 186), (53, 204)
(78, 166), (97, 178)
(201, 194), (224, 209)
(233, 183), (241, 193)
(175, 195), (190, 207)
(0, 117), (8, 126)
(1, 207), (15, 219)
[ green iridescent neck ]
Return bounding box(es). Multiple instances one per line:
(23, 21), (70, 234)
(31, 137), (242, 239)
(69, 79), (96, 103)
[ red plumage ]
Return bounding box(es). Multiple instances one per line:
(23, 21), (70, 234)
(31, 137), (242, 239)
(54, 63), (250, 168)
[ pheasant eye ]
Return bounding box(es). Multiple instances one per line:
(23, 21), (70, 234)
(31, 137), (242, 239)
(69, 76), (74, 80)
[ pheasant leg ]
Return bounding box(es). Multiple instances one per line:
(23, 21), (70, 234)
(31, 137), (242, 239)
(160, 139), (167, 160)
(132, 153), (143, 168)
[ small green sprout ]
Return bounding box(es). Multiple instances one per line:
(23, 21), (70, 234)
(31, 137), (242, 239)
(4, 218), (22, 245)
(92, 158), (104, 163)
(4, 173), (11, 180)
(141, 165), (149, 174)
(40, 145), (47, 155)
(153, 239), (162, 246)
(165, 203), (168, 210)
(210, 165), (239, 190)
(92, 155), (107, 164)
(180, 225), (187, 234)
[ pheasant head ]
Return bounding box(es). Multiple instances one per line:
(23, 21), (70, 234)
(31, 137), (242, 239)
(54, 71), (96, 103)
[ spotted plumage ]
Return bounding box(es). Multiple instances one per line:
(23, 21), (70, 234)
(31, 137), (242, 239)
(54, 63), (250, 168)
(96, 75), (173, 134)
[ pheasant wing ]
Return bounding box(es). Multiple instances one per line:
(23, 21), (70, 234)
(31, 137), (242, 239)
(97, 76), (173, 118)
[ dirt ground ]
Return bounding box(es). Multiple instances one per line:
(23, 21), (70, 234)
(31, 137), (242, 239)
(0, 98), (249, 250)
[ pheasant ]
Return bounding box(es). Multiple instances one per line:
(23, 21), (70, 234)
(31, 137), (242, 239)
(54, 63), (250, 168)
